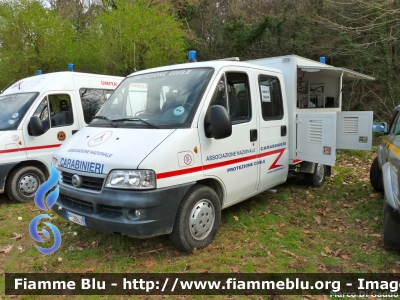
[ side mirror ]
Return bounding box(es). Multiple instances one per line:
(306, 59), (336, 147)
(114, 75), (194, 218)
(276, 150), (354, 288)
(209, 105), (232, 140)
(29, 116), (44, 136)
(372, 122), (388, 134)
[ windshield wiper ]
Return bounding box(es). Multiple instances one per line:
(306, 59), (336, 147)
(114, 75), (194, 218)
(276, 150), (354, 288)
(91, 116), (117, 127)
(112, 118), (159, 129)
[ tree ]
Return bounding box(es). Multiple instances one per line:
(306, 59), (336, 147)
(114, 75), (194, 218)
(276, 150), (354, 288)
(315, 0), (400, 119)
(0, 0), (78, 89)
(84, 0), (187, 75)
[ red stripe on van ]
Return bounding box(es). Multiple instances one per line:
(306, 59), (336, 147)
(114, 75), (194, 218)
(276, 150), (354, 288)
(156, 166), (203, 179)
(0, 144), (61, 154)
(156, 148), (286, 179)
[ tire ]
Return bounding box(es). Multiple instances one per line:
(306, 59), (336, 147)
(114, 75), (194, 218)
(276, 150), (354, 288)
(6, 166), (46, 203)
(383, 201), (400, 251)
(169, 185), (221, 253)
(305, 163), (325, 187)
(370, 157), (384, 192)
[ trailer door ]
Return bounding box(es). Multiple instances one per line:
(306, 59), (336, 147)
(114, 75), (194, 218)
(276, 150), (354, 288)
(336, 111), (373, 150)
(296, 113), (337, 166)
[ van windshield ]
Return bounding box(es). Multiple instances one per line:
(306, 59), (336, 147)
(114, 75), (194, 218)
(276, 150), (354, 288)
(0, 92), (39, 131)
(93, 68), (213, 128)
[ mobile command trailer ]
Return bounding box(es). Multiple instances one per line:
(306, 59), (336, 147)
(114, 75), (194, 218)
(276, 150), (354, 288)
(0, 72), (123, 203)
(51, 55), (374, 252)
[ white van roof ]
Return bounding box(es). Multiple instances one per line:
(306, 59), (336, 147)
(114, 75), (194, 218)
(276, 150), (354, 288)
(1, 72), (123, 95)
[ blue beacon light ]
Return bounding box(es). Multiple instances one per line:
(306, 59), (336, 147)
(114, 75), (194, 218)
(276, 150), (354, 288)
(188, 50), (197, 63)
(68, 63), (74, 72)
(37, 70), (42, 75)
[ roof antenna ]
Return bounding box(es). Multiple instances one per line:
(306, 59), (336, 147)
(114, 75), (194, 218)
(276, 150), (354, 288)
(1, 78), (15, 94)
(133, 43), (137, 72)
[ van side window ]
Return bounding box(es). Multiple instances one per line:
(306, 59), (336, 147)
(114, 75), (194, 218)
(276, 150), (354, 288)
(209, 74), (228, 110)
(259, 75), (284, 120)
(49, 94), (73, 127)
(226, 73), (251, 123)
(80, 88), (114, 124)
(207, 73), (251, 124)
(31, 97), (51, 134)
(391, 113), (400, 136)
(389, 112), (400, 135)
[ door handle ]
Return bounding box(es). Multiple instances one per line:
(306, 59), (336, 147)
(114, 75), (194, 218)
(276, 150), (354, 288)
(281, 125), (287, 137)
(250, 129), (257, 142)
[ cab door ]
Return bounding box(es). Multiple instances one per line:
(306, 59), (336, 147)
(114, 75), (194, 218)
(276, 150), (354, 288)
(253, 70), (289, 191)
(199, 67), (259, 205)
(22, 92), (80, 164)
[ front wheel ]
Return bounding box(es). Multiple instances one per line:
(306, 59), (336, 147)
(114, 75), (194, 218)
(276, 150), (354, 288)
(169, 185), (221, 253)
(383, 201), (400, 251)
(305, 163), (325, 187)
(6, 166), (46, 203)
(370, 157), (384, 191)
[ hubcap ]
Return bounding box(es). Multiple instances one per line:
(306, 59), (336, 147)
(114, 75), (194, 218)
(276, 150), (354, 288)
(189, 199), (215, 240)
(19, 173), (40, 196)
(316, 164), (324, 183)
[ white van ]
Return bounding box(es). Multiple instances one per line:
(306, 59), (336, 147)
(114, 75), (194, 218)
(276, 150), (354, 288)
(51, 55), (374, 252)
(0, 71), (123, 202)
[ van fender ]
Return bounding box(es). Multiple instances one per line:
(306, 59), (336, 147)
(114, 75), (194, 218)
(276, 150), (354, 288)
(6, 159), (50, 181)
(377, 144), (385, 169)
(299, 162), (331, 177)
(299, 161), (315, 173)
(382, 162), (400, 210)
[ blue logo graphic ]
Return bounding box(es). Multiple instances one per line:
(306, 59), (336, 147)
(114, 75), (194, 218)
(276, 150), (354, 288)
(29, 214), (62, 254)
(34, 165), (59, 211)
(29, 165), (62, 255)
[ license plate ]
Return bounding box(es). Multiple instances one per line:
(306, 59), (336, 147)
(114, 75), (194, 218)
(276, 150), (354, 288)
(66, 211), (86, 227)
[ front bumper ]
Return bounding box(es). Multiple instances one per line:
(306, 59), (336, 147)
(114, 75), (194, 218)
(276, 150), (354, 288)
(53, 182), (195, 238)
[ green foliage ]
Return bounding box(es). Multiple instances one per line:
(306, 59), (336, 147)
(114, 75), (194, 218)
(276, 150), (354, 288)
(86, 0), (187, 75)
(0, 0), (396, 122)
(0, 0), (77, 88)
(0, 0), (187, 89)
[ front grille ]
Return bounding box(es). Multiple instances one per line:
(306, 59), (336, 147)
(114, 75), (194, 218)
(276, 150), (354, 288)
(62, 196), (94, 212)
(61, 171), (104, 191)
(99, 204), (123, 217)
(61, 195), (123, 218)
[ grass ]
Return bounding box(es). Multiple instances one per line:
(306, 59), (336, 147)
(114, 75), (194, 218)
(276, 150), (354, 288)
(1, 147), (399, 299)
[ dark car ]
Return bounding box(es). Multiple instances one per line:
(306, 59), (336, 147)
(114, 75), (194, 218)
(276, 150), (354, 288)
(370, 106), (400, 250)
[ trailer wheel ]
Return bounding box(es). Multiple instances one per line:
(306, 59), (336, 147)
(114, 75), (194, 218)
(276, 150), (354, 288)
(370, 157), (384, 192)
(305, 163), (325, 187)
(169, 185), (221, 253)
(6, 166), (46, 203)
(383, 202), (400, 251)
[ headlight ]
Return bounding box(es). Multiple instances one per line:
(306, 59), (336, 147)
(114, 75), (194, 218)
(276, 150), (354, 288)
(52, 157), (59, 170)
(105, 170), (156, 189)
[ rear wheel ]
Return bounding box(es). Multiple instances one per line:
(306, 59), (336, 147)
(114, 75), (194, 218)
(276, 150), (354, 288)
(169, 185), (221, 253)
(305, 163), (325, 187)
(6, 166), (46, 203)
(383, 202), (400, 251)
(370, 157), (384, 191)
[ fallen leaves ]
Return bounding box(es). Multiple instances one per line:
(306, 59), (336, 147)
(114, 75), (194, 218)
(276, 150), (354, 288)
(10, 233), (22, 240)
(0, 245), (13, 253)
